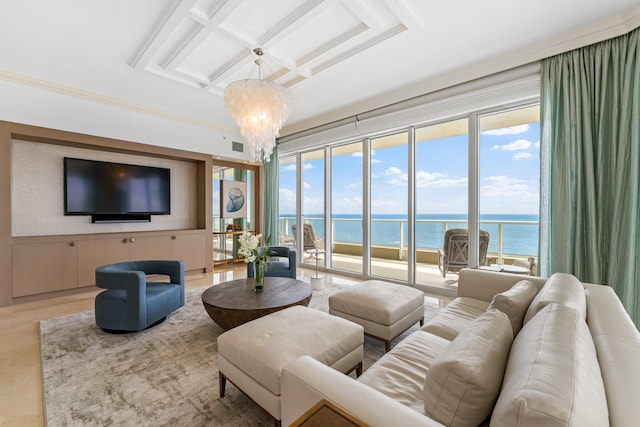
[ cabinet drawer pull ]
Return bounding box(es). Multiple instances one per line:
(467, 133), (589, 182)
(171, 236), (176, 240)
(69, 241), (75, 247)
(129, 238), (135, 243)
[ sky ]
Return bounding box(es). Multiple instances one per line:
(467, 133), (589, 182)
(279, 121), (540, 216)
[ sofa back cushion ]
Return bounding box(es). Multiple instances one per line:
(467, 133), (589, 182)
(523, 272), (586, 324)
(491, 304), (608, 427)
(423, 309), (513, 427)
(487, 279), (538, 335)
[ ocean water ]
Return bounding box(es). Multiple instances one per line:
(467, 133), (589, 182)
(281, 214), (539, 256)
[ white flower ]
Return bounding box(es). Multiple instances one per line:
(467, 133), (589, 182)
(236, 231), (270, 265)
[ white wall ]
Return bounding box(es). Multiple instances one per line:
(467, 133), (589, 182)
(11, 139), (197, 236)
(0, 79), (249, 162)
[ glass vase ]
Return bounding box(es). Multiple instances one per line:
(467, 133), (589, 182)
(254, 260), (265, 292)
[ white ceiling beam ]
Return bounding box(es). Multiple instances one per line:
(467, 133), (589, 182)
(165, 1), (243, 71)
(312, 24), (407, 75)
(130, 0), (198, 69)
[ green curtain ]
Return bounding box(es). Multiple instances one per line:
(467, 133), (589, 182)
(263, 146), (279, 246)
(540, 27), (640, 327)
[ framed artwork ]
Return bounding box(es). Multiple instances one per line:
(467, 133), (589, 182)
(220, 180), (247, 219)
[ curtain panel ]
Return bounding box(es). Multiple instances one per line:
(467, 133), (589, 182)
(263, 146), (279, 246)
(540, 27), (640, 327)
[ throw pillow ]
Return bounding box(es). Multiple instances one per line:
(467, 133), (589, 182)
(423, 309), (513, 427)
(487, 280), (538, 335)
(490, 304), (609, 427)
(523, 272), (586, 324)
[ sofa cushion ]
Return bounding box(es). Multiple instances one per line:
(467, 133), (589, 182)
(487, 279), (538, 335)
(358, 330), (451, 413)
(491, 304), (609, 427)
(523, 272), (586, 324)
(421, 297), (489, 341)
(423, 309), (513, 427)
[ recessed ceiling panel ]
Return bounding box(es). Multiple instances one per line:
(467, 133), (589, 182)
(274, 2), (364, 61)
(134, 0), (444, 95)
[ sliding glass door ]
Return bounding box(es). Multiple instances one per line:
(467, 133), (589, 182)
(370, 132), (409, 281)
(331, 142), (363, 274)
(414, 119), (469, 285)
(479, 105), (540, 269)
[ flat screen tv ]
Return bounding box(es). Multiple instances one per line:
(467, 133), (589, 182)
(64, 157), (170, 222)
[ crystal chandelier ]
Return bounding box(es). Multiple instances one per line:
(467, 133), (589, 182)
(224, 48), (292, 163)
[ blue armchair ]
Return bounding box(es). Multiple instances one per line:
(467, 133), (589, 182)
(95, 260), (185, 333)
(247, 246), (297, 279)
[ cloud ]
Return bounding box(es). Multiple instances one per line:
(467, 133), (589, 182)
(371, 159), (382, 164)
(278, 188), (296, 212)
(512, 152), (532, 160)
(281, 162), (313, 172)
(534, 141), (540, 149)
(382, 168), (467, 188)
(491, 139), (532, 151)
(352, 149), (376, 158)
(383, 166), (403, 176)
(303, 182), (311, 189)
(480, 175), (539, 213)
(416, 171), (467, 188)
(483, 124), (529, 135)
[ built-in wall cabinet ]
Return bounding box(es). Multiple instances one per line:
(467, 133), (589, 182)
(0, 120), (213, 306)
(12, 231), (207, 298)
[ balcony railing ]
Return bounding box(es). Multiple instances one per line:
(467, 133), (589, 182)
(279, 216), (539, 262)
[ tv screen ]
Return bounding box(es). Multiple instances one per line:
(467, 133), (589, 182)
(64, 157), (170, 216)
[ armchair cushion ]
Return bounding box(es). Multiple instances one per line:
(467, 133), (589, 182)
(247, 246), (297, 279)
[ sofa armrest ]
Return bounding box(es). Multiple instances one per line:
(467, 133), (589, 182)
(458, 268), (546, 302)
(281, 356), (445, 427)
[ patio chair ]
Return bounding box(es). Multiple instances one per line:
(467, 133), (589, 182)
(291, 223), (325, 251)
(438, 228), (490, 277)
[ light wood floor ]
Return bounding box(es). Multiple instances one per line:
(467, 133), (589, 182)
(0, 265), (449, 426)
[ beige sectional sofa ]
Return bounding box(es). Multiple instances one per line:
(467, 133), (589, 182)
(281, 268), (640, 426)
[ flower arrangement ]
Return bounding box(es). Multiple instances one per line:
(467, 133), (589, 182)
(237, 232), (270, 291)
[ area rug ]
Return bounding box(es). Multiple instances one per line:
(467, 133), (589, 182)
(40, 282), (439, 426)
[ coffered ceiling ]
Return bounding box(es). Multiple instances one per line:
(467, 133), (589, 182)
(133, 0), (421, 96)
(0, 0), (638, 158)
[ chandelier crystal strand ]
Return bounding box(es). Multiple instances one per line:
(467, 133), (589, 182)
(224, 50), (292, 163)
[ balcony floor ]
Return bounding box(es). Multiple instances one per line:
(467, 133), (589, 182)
(300, 253), (461, 295)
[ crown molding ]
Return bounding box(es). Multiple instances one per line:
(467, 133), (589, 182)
(0, 68), (236, 134)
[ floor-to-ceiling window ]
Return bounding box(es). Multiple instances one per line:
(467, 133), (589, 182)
(331, 141), (363, 274)
(278, 156), (297, 246)
(277, 84), (540, 293)
(301, 149), (325, 268)
(414, 119), (469, 285)
(479, 105), (540, 266)
(370, 132), (409, 281)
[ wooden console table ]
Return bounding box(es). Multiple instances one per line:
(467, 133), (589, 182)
(212, 230), (252, 266)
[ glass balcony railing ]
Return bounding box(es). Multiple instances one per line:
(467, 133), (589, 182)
(279, 216), (538, 262)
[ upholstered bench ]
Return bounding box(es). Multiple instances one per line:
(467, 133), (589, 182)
(217, 305), (364, 426)
(328, 280), (425, 352)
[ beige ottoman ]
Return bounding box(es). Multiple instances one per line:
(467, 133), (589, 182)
(217, 305), (364, 425)
(329, 280), (425, 352)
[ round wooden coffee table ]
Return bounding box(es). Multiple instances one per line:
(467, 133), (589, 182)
(202, 277), (312, 330)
